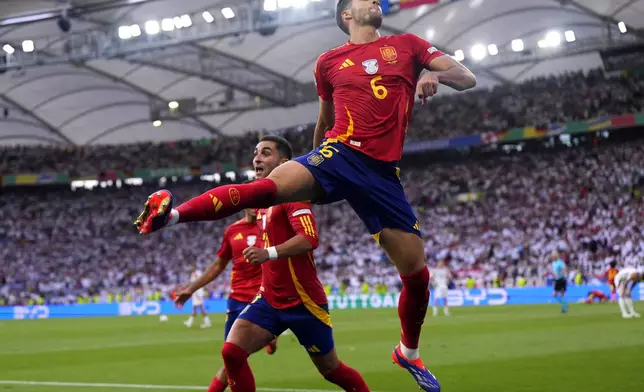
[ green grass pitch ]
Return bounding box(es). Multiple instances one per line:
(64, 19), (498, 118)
(1, 303), (643, 391)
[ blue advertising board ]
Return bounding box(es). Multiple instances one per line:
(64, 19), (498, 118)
(0, 284), (640, 320)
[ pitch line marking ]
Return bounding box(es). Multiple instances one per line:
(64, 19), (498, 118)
(0, 380), (371, 392)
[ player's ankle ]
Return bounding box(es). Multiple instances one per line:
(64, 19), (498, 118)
(400, 342), (420, 360)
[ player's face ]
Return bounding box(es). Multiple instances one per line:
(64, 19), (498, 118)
(348, 0), (382, 30)
(253, 141), (286, 179)
(245, 208), (257, 220)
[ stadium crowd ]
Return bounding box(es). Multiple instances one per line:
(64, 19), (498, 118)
(2, 68), (644, 178)
(1, 134), (643, 306)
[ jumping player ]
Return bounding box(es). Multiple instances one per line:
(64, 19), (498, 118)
(224, 136), (368, 391)
(134, 1), (475, 390)
(605, 261), (619, 303)
(551, 253), (568, 313)
(184, 267), (212, 329)
(431, 260), (451, 316)
(614, 267), (643, 318)
(173, 207), (277, 392)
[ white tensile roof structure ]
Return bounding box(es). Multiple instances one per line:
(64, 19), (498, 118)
(0, 0), (642, 146)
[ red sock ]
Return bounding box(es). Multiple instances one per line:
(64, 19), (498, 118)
(221, 342), (255, 392)
(207, 377), (227, 392)
(176, 179), (277, 223)
(398, 266), (430, 350)
(324, 362), (370, 392)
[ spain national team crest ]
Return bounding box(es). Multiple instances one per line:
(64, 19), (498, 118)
(380, 46), (397, 62)
(247, 235), (257, 247)
(362, 59), (379, 75)
(229, 188), (241, 206)
(307, 153), (324, 166)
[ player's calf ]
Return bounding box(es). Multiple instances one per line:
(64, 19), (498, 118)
(311, 350), (370, 392)
(379, 229), (429, 355)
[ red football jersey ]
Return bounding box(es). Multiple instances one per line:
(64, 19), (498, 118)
(257, 203), (327, 312)
(216, 218), (263, 303)
(315, 34), (444, 162)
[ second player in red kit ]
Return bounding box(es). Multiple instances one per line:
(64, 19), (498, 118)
(222, 136), (370, 391)
(172, 208), (276, 392)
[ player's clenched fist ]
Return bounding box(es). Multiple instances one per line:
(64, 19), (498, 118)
(243, 246), (270, 264)
(133, 189), (174, 234)
(416, 72), (440, 105)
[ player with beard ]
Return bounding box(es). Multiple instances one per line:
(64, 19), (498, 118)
(134, 1), (475, 390)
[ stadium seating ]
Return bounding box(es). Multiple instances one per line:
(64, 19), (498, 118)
(2, 68), (644, 305)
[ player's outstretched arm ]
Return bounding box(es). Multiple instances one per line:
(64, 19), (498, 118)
(243, 235), (316, 264)
(173, 257), (230, 307)
(427, 55), (476, 91)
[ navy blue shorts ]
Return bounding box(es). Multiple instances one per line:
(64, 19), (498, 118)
(294, 140), (421, 241)
(237, 294), (334, 356)
(224, 298), (250, 340)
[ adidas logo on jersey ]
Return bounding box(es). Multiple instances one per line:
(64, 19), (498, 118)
(338, 59), (355, 70)
(234, 233), (243, 240)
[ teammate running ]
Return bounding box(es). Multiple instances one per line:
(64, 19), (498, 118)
(431, 260), (451, 316)
(223, 136), (369, 391)
(173, 208), (277, 392)
(183, 267), (212, 329)
(134, 1), (475, 390)
(551, 253), (568, 313)
(605, 261), (619, 303)
(614, 267), (643, 318)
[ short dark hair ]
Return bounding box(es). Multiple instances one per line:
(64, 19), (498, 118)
(336, 0), (351, 35)
(260, 135), (293, 159)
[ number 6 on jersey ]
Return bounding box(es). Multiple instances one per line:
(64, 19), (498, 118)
(370, 76), (388, 100)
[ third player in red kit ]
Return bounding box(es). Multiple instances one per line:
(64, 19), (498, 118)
(136, 1), (476, 390)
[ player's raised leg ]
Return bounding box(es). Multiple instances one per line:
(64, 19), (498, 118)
(379, 229), (440, 391)
(134, 136), (323, 235)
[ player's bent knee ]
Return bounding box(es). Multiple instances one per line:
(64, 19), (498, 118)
(226, 319), (274, 354)
(310, 349), (341, 376)
(268, 160), (324, 204)
(379, 228), (425, 275)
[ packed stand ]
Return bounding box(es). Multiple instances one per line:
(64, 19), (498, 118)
(2, 135), (644, 306)
(3, 68), (644, 177)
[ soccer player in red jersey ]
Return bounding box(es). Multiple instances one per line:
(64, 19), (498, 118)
(223, 136), (368, 391)
(172, 208), (277, 392)
(605, 262), (619, 303)
(134, 2), (475, 390)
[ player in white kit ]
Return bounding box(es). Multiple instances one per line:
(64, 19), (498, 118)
(431, 260), (452, 316)
(614, 267), (643, 319)
(184, 268), (212, 328)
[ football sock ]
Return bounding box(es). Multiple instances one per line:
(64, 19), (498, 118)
(174, 179), (277, 224)
(398, 266), (430, 356)
(619, 298), (628, 315)
(625, 298), (635, 314)
(432, 306), (437, 316)
(221, 343), (255, 392)
(444, 307), (450, 316)
(561, 297), (568, 311)
(611, 292), (617, 302)
(324, 362), (370, 392)
(207, 377), (227, 392)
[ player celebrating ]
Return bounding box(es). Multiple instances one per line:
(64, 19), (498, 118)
(184, 267), (212, 329)
(222, 136), (368, 391)
(431, 260), (451, 316)
(173, 208), (278, 392)
(614, 267), (643, 318)
(134, 1), (475, 390)
(605, 261), (619, 303)
(551, 253), (568, 313)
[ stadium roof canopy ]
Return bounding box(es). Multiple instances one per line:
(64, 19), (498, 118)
(0, 0), (642, 146)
